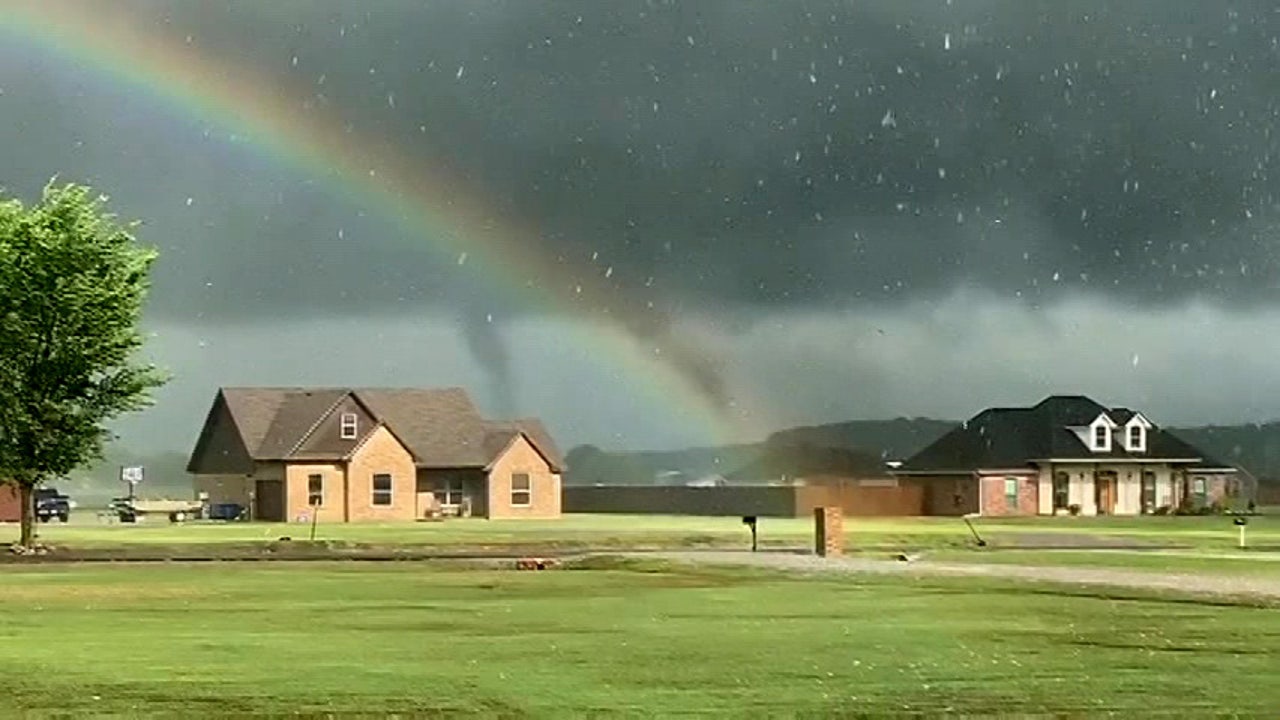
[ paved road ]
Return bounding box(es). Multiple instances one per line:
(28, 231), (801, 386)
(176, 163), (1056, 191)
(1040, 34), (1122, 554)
(648, 550), (1280, 600)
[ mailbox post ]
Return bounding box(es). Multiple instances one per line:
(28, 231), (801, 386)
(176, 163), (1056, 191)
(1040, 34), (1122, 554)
(742, 516), (758, 552)
(1234, 516), (1248, 549)
(309, 491), (322, 542)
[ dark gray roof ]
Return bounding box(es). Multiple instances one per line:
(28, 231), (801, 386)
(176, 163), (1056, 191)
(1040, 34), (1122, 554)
(899, 395), (1233, 472)
(1110, 408), (1137, 424)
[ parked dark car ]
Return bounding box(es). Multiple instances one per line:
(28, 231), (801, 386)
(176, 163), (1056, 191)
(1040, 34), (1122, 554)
(34, 487), (71, 523)
(207, 503), (247, 521)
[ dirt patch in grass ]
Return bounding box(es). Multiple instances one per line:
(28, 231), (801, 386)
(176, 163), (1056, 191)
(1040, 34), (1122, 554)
(0, 542), (602, 564)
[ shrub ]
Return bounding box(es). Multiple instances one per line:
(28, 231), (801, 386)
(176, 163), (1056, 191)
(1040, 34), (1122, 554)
(1153, 505), (1172, 516)
(1068, 504), (1081, 517)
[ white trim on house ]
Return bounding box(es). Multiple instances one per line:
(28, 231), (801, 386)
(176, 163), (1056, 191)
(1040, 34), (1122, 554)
(1087, 412), (1118, 452)
(371, 472), (394, 506)
(1123, 413), (1152, 452)
(510, 472), (532, 507)
(339, 412), (359, 439)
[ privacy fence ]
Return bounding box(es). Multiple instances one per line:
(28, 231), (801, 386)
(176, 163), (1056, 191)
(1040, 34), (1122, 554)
(563, 479), (924, 518)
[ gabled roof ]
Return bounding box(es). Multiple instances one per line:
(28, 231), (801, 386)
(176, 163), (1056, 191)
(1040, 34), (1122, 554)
(256, 389), (348, 459)
(355, 387), (490, 468)
(898, 395), (1234, 473)
(189, 387), (563, 472)
(481, 418), (565, 472)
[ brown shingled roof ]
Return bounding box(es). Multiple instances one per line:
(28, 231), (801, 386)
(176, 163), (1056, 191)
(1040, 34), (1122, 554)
(198, 386), (560, 471)
(219, 387), (294, 455)
(483, 418), (565, 472)
(256, 389), (348, 459)
(354, 387), (489, 468)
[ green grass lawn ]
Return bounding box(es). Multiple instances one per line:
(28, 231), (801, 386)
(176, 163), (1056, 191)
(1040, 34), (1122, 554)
(22, 512), (1280, 553)
(0, 560), (1275, 717)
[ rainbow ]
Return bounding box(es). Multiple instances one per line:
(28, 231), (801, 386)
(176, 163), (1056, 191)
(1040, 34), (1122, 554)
(0, 1), (760, 447)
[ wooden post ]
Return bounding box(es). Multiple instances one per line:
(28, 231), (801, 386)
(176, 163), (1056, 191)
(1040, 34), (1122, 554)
(814, 506), (844, 557)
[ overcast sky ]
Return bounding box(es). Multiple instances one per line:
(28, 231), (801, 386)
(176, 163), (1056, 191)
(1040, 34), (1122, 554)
(3, 1), (1280, 455)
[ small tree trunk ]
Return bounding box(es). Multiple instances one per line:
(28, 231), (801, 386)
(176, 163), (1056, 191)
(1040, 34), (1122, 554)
(18, 483), (34, 548)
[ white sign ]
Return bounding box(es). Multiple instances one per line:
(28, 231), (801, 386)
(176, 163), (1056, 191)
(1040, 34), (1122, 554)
(121, 466), (144, 484)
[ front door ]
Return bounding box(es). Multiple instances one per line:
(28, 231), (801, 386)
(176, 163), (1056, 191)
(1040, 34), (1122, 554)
(1095, 474), (1116, 515)
(254, 479), (284, 522)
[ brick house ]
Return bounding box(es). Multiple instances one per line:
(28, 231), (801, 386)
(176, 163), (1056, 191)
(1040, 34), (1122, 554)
(894, 395), (1239, 517)
(186, 387), (564, 521)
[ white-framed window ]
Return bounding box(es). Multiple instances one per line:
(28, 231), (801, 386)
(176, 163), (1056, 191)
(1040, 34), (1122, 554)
(372, 473), (393, 506)
(433, 477), (465, 507)
(340, 409), (360, 438)
(510, 473), (532, 506)
(307, 474), (323, 506)
(340, 412), (359, 439)
(1093, 425), (1109, 449)
(1127, 424), (1145, 451)
(1004, 477), (1019, 510)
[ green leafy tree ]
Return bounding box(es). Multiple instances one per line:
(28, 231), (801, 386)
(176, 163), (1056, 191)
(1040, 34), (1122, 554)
(0, 181), (168, 547)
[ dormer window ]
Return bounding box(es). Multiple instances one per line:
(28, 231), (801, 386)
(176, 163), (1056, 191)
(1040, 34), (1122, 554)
(339, 412), (358, 439)
(1093, 425), (1110, 450)
(1124, 414), (1150, 452)
(1087, 412), (1117, 452)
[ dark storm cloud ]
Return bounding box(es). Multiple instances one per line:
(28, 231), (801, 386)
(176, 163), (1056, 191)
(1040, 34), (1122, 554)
(5, 0), (1280, 324)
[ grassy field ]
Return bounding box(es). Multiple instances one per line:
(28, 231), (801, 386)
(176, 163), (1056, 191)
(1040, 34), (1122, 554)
(18, 512), (1280, 553)
(1, 559), (1277, 717)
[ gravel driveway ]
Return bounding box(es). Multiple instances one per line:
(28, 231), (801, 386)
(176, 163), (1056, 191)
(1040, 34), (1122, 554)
(648, 550), (1280, 600)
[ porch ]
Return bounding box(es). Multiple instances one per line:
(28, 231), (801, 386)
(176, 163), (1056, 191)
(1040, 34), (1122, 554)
(1036, 464), (1233, 516)
(416, 470), (489, 519)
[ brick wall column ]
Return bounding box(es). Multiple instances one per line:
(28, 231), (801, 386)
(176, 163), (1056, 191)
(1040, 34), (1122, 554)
(814, 506), (844, 557)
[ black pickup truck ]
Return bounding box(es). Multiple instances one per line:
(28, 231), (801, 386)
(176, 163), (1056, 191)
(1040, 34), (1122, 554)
(35, 487), (71, 523)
